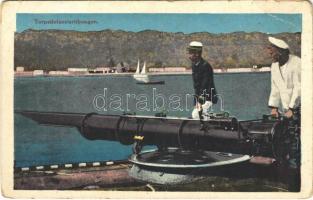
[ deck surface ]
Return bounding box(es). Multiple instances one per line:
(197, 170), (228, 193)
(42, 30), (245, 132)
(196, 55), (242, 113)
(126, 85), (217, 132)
(14, 161), (289, 191)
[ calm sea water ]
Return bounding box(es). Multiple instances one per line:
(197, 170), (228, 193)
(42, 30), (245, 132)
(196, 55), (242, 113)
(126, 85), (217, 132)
(14, 72), (270, 167)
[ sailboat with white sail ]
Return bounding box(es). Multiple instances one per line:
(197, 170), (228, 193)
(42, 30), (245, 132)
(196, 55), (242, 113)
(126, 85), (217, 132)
(133, 60), (150, 83)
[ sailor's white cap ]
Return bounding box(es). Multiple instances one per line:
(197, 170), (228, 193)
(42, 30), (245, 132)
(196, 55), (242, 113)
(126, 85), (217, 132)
(187, 41), (203, 52)
(189, 41), (203, 48)
(268, 36), (289, 49)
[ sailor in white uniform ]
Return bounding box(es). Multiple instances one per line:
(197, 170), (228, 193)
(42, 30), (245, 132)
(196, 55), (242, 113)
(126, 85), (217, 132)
(267, 36), (301, 191)
(267, 36), (301, 118)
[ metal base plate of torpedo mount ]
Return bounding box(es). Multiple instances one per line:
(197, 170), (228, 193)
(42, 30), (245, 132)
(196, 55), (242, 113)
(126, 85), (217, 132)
(128, 148), (250, 185)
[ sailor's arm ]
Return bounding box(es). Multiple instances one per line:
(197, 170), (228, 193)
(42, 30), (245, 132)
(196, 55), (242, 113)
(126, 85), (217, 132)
(285, 61), (301, 118)
(193, 65), (210, 114)
(200, 63), (214, 103)
(268, 68), (281, 117)
(288, 61), (301, 110)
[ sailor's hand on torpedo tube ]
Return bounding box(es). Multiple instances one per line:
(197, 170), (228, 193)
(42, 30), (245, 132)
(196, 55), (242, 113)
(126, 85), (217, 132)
(271, 108), (279, 118)
(284, 109), (294, 118)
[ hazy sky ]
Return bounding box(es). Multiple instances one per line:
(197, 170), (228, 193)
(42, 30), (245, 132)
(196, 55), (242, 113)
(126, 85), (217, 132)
(17, 13), (301, 34)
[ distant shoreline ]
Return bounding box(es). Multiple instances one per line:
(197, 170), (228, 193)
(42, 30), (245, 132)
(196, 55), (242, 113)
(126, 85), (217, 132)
(14, 67), (270, 78)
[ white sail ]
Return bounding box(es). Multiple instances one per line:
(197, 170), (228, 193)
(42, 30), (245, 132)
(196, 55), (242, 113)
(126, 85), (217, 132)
(140, 62), (147, 74)
(133, 61), (149, 83)
(135, 59), (141, 74)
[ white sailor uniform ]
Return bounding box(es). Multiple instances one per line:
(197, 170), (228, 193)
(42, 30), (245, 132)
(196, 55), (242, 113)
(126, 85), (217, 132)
(268, 54), (301, 111)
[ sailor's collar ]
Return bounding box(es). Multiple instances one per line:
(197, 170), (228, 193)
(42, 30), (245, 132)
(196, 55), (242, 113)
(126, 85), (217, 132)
(193, 58), (203, 67)
(195, 61), (201, 66)
(277, 55), (291, 67)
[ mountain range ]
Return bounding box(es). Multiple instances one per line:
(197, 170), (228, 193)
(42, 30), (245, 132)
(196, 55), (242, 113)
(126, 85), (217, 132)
(14, 29), (301, 70)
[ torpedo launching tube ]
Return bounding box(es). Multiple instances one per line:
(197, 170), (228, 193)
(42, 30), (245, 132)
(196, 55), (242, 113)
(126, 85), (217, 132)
(16, 110), (295, 184)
